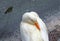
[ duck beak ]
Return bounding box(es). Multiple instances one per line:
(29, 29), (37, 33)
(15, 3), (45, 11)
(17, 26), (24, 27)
(34, 22), (40, 30)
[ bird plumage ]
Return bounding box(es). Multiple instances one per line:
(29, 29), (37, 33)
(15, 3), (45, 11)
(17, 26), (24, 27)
(37, 17), (49, 41)
(20, 11), (49, 41)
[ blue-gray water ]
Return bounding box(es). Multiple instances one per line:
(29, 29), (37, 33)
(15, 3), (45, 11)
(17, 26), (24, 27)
(0, 0), (60, 41)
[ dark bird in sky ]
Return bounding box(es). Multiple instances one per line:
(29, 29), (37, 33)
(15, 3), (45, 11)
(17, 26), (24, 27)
(4, 6), (13, 14)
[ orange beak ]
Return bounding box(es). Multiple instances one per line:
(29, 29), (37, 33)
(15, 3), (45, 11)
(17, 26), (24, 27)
(34, 22), (40, 30)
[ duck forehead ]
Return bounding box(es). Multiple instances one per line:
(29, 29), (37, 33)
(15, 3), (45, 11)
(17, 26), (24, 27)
(29, 14), (36, 20)
(23, 11), (38, 17)
(22, 12), (38, 20)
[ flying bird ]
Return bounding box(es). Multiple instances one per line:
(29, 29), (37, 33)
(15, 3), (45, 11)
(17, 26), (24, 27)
(20, 11), (49, 41)
(4, 6), (13, 14)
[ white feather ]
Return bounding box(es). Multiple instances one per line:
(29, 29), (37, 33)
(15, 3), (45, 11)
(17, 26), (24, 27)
(20, 22), (43, 41)
(37, 17), (49, 41)
(20, 11), (49, 41)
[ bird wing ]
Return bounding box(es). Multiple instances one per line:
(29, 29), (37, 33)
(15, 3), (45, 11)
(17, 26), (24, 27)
(37, 17), (49, 41)
(20, 22), (31, 41)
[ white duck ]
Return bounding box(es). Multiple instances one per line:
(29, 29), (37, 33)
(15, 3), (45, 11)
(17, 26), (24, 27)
(20, 11), (49, 41)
